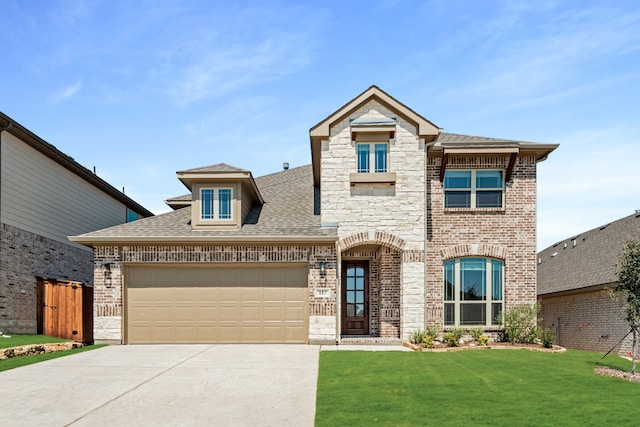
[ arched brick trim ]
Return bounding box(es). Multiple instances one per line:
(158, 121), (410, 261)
(338, 231), (406, 253)
(439, 244), (507, 261)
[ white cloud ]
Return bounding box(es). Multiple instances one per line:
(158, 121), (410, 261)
(50, 80), (82, 102)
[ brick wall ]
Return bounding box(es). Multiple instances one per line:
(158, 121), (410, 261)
(540, 289), (634, 356)
(426, 156), (538, 329)
(0, 223), (93, 333)
(93, 245), (336, 342)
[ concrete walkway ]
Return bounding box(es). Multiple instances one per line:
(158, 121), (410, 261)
(0, 345), (320, 427)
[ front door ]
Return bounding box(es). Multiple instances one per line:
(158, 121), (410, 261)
(341, 261), (369, 335)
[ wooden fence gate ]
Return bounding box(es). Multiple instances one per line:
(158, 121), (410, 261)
(37, 278), (93, 343)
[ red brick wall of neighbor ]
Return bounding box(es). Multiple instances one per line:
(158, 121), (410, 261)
(0, 223), (93, 333)
(425, 156), (538, 328)
(540, 290), (634, 356)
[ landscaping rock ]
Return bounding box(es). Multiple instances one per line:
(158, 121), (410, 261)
(1, 342), (83, 360)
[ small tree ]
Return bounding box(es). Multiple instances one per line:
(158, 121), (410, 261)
(610, 240), (640, 374)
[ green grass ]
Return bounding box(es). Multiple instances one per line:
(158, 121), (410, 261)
(0, 334), (106, 372)
(0, 334), (71, 349)
(316, 349), (637, 427)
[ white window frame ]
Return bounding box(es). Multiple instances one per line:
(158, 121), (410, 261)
(357, 142), (388, 173)
(443, 257), (504, 327)
(444, 169), (504, 209)
(200, 187), (233, 221)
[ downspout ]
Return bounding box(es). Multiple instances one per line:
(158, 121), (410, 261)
(335, 239), (341, 345)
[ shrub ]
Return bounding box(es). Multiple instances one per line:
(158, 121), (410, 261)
(410, 329), (426, 345)
(442, 331), (460, 347)
(425, 325), (439, 339)
(496, 328), (509, 342)
(478, 335), (490, 346)
(501, 303), (541, 344)
(423, 335), (435, 349)
(470, 327), (484, 341)
(541, 328), (555, 348)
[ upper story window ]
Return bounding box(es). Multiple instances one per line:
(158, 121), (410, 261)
(126, 208), (139, 222)
(444, 170), (503, 208)
(357, 143), (388, 173)
(201, 188), (233, 220)
(444, 257), (503, 327)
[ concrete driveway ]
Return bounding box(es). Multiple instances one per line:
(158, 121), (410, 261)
(0, 344), (320, 427)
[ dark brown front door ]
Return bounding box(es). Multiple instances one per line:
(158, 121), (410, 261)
(341, 261), (369, 335)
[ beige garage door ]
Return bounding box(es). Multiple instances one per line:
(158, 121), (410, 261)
(125, 265), (308, 344)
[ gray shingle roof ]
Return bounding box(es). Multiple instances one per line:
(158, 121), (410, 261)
(177, 163), (249, 173)
(437, 132), (524, 144)
(71, 164), (336, 243)
(537, 212), (640, 295)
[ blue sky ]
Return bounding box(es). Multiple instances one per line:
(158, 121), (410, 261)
(2, 0), (639, 250)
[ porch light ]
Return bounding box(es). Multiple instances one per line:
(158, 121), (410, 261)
(319, 261), (327, 276)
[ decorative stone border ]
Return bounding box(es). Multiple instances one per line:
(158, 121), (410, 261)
(403, 341), (566, 353)
(1, 342), (84, 360)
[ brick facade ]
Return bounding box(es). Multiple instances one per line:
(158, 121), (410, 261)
(92, 245), (337, 341)
(426, 156), (538, 329)
(0, 223), (93, 333)
(540, 290), (634, 356)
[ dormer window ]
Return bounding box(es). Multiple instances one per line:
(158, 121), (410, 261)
(357, 143), (388, 173)
(201, 188), (233, 220)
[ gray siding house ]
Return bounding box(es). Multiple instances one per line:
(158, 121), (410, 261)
(0, 112), (153, 333)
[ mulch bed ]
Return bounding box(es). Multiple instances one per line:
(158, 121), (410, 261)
(403, 341), (565, 353)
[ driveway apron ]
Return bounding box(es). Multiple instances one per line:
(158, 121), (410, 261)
(0, 344), (320, 427)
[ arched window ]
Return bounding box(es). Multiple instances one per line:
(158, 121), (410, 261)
(444, 258), (503, 327)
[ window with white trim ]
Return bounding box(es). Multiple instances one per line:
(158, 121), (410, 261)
(357, 143), (388, 173)
(444, 257), (503, 327)
(444, 170), (503, 208)
(200, 188), (233, 220)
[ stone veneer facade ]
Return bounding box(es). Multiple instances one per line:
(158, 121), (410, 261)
(93, 245), (337, 341)
(0, 223), (93, 333)
(426, 155), (538, 328)
(321, 100), (427, 339)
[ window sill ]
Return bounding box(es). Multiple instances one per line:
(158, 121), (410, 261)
(349, 172), (396, 185)
(444, 207), (505, 213)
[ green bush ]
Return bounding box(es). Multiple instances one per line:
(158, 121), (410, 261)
(423, 335), (435, 348)
(470, 327), (484, 341)
(541, 328), (555, 348)
(425, 325), (439, 339)
(478, 335), (490, 346)
(442, 331), (460, 347)
(501, 303), (541, 344)
(410, 329), (426, 345)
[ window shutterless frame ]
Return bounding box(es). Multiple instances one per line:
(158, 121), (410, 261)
(444, 170), (504, 208)
(200, 187), (233, 221)
(356, 142), (388, 173)
(444, 257), (504, 327)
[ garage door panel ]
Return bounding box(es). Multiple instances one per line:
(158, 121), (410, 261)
(126, 265), (308, 344)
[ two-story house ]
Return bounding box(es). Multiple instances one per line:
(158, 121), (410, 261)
(1, 112), (153, 335)
(71, 86), (557, 344)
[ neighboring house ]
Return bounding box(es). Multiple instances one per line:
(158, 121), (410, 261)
(70, 86), (557, 344)
(538, 211), (640, 356)
(0, 112), (153, 334)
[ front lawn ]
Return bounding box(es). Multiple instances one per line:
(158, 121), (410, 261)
(316, 349), (637, 426)
(0, 334), (70, 349)
(0, 334), (105, 372)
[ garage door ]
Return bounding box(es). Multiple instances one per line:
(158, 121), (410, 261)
(125, 265), (308, 344)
